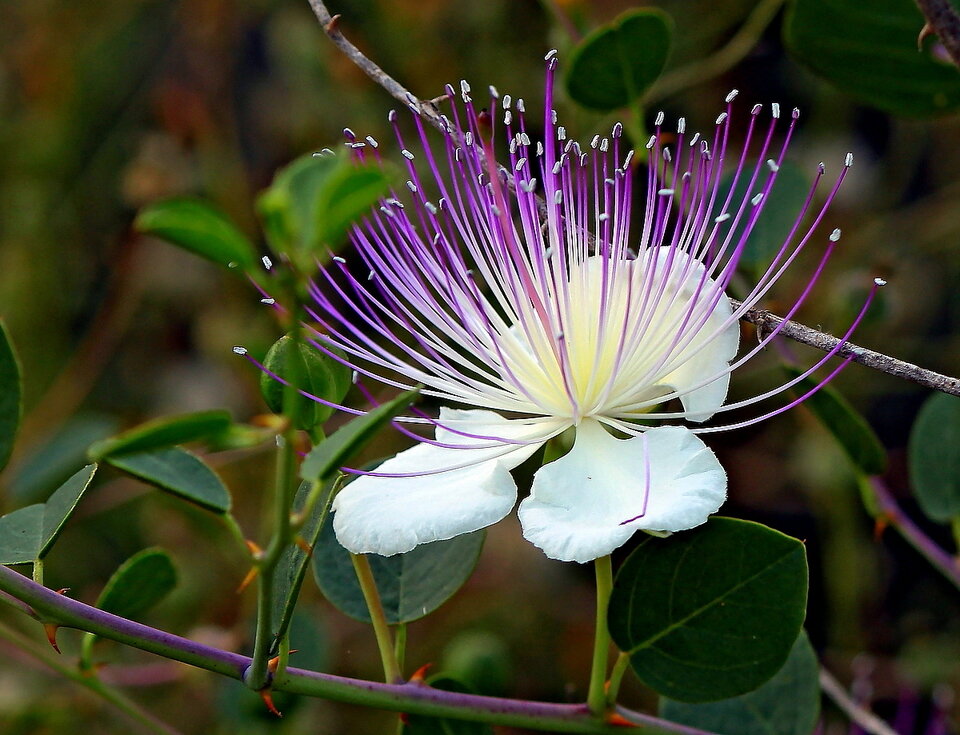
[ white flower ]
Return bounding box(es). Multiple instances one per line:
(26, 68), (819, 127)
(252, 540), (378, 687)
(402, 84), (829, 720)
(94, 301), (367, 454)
(291, 56), (874, 563)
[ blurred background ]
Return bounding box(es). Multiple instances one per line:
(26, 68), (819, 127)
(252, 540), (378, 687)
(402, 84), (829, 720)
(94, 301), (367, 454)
(2, 0), (960, 732)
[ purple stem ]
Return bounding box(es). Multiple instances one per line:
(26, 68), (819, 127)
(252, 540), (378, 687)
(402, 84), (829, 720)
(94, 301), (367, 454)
(0, 564), (717, 735)
(869, 477), (960, 590)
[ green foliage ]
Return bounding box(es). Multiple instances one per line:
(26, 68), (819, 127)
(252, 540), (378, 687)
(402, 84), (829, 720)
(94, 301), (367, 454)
(299, 388), (418, 483)
(909, 393), (960, 522)
(134, 198), (257, 271)
(88, 410), (232, 460)
(257, 151), (391, 263)
(260, 334), (352, 431)
(106, 447), (231, 513)
(270, 479), (336, 654)
(724, 162), (811, 277)
(0, 464), (98, 565)
(660, 630), (820, 735)
(608, 517), (808, 702)
(96, 547), (177, 619)
(784, 0), (960, 116)
(8, 415), (119, 503)
(313, 521), (485, 624)
(565, 8), (672, 111)
(0, 321), (22, 473)
(403, 676), (494, 735)
(787, 366), (888, 476)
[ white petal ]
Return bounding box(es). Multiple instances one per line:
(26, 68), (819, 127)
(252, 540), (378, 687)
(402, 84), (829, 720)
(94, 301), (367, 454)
(332, 410), (562, 556)
(518, 420), (726, 563)
(638, 247), (739, 421)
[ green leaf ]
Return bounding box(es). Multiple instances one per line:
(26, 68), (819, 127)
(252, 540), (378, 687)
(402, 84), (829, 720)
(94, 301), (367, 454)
(784, 0), (960, 116)
(40, 464), (98, 558)
(909, 393), (960, 522)
(8, 414), (119, 503)
(96, 548), (177, 619)
(723, 162), (811, 277)
(106, 447), (231, 513)
(0, 320), (22, 473)
(565, 9), (672, 111)
(299, 389), (418, 483)
(257, 152), (390, 259)
(608, 517), (808, 702)
(260, 335), (351, 430)
(0, 505), (43, 565)
(88, 410), (232, 460)
(134, 198), (257, 270)
(404, 676), (494, 735)
(313, 519), (485, 624)
(270, 479), (336, 655)
(660, 630), (820, 735)
(787, 366), (887, 476)
(0, 464), (98, 564)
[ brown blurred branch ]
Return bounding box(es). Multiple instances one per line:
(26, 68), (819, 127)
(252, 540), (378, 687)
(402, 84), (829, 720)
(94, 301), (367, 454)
(306, 0), (960, 398)
(916, 0), (960, 68)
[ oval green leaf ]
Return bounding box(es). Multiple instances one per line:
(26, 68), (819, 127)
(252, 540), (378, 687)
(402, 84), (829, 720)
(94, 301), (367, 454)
(258, 152), (390, 259)
(0, 320), (22, 473)
(660, 630), (820, 735)
(784, 0), (960, 116)
(299, 389), (418, 483)
(96, 548), (177, 619)
(909, 393), (960, 522)
(787, 366), (887, 476)
(40, 463), (98, 558)
(565, 8), (672, 111)
(609, 517), (808, 702)
(106, 447), (231, 513)
(723, 162), (812, 277)
(260, 335), (351, 430)
(0, 464), (98, 564)
(134, 198), (257, 270)
(313, 520), (485, 624)
(0, 505), (43, 565)
(88, 410), (232, 460)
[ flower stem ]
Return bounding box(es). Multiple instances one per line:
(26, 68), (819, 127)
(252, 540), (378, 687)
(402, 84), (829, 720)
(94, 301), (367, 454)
(246, 306), (306, 690)
(351, 553), (402, 683)
(587, 555), (614, 717)
(605, 652), (631, 708)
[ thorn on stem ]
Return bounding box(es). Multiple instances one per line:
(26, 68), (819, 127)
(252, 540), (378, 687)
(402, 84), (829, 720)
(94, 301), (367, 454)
(259, 688), (283, 718)
(408, 662), (433, 683)
(606, 712), (639, 727)
(43, 623), (61, 654)
(294, 536), (314, 556)
(918, 21), (935, 49)
(324, 14), (341, 34)
(237, 567), (259, 594)
(874, 516), (890, 541)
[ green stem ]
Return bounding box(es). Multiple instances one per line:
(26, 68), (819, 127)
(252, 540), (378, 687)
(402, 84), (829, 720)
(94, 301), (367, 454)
(246, 304), (306, 690)
(587, 555), (613, 717)
(351, 553), (402, 683)
(32, 558), (43, 586)
(645, 0), (786, 104)
(605, 652), (631, 708)
(394, 622), (407, 677)
(0, 620), (182, 735)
